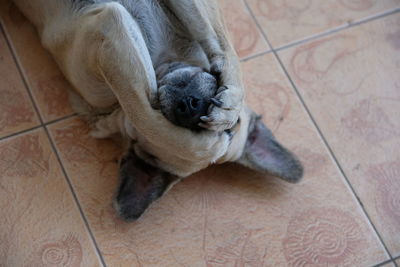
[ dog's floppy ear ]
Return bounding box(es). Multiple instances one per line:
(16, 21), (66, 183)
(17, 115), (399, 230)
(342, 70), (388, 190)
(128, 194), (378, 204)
(237, 116), (303, 183)
(114, 149), (178, 221)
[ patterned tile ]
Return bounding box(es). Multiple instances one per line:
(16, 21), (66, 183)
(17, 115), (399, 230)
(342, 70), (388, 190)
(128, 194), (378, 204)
(0, 26), (38, 138)
(0, 129), (102, 266)
(219, 0), (270, 58)
(0, 0), (74, 122)
(49, 54), (388, 266)
(279, 13), (400, 255)
(246, 0), (400, 48)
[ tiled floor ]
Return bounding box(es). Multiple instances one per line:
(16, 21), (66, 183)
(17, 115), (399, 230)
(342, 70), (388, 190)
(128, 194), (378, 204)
(0, 0), (399, 266)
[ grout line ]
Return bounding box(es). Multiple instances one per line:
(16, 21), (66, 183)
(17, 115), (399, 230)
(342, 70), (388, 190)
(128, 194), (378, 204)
(1, 24), (44, 125)
(240, 49), (272, 62)
(1, 22), (107, 267)
(274, 24), (348, 52)
(243, 0), (396, 261)
(2, 18), (78, 127)
(0, 125), (43, 142)
(0, 114), (77, 143)
(242, 2), (399, 56)
(275, 30), (397, 265)
(371, 259), (396, 267)
(394, 257), (400, 267)
(44, 113), (78, 126)
(45, 126), (108, 267)
(275, 7), (400, 52)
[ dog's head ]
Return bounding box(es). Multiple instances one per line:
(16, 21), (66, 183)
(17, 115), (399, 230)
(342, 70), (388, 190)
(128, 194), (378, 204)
(114, 62), (303, 221)
(156, 62), (218, 130)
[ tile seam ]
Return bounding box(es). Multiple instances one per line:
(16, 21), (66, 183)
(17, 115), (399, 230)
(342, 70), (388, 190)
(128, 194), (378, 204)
(243, 0), (396, 262)
(44, 125), (108, 267)
(1, 22), (107, 267)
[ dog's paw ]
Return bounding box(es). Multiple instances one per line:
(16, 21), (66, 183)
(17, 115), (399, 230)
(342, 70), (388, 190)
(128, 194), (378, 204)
(199, 85), (242, 131)
(90, 115), (118, 139)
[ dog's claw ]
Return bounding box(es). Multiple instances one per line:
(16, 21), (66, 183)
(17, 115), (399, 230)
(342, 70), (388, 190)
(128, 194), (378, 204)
(198, 122), (211, 129)
(210, 98), (223, 108)
(218, 85), (229, 92)
(202, 84), (242, 132)
(200, 116), (213, 122)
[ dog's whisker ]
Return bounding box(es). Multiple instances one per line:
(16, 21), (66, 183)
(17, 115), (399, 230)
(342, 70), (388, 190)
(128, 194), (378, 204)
(200, 116), (213, 122)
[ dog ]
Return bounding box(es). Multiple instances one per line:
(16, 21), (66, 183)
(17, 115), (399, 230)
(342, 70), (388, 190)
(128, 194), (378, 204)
(12, 0), (303, 221)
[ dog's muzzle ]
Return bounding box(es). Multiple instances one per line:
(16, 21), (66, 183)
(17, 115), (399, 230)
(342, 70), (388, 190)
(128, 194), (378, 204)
(157, 63), (218, 131)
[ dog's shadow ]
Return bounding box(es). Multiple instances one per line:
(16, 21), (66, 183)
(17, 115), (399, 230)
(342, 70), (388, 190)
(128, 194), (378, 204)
(184, 163), (292, 199)
(110, 162), (297, 225)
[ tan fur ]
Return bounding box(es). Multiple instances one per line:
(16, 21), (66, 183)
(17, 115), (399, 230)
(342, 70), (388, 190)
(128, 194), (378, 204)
(12, 0), (250, 177)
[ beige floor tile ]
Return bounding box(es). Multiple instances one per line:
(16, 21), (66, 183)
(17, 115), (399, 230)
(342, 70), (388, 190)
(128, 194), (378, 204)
(279, 13), (400, 255)
(0, 129), (102, 266)
(246, 0), (400, 48)
(49, 53), (389, 266)
(396, 258), (400, 265)
(0, 0), (74, 122)
(0, 27), (38, 138)
(219, 0), (270, 58)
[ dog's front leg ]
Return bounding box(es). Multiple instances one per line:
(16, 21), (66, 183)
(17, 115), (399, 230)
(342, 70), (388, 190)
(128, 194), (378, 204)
(165, 0), (244, 131)
(199, 48), (244, 132)
(88, 3), (159, 109)
(90, 3), (229, 171)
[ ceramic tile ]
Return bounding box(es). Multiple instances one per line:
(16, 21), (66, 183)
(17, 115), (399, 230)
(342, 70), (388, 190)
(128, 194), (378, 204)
(219, 0), (270, 58)
(0, 27), (38, 138)
(0, 129), (102, 266)
(49, 53), (389, 266)
(0, 0), (74, 122)
(280, 13), (400, 255)
(246, 0), (400, 48)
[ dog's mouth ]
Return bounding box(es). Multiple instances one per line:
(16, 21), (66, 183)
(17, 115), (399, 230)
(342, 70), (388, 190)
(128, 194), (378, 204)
(156, 62), (218, 131)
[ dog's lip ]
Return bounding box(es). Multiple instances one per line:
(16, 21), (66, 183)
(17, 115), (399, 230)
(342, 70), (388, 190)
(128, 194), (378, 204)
(172, 102), (210, 131)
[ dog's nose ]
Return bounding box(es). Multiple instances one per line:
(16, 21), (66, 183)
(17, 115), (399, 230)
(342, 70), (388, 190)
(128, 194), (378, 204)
(174, 96), (207, 130)
(176, 96), (201, 114)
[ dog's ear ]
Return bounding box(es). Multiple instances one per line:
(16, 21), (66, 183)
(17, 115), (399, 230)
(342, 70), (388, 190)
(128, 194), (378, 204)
(114, 150), (178, 221)
(236, 116), (303, 183)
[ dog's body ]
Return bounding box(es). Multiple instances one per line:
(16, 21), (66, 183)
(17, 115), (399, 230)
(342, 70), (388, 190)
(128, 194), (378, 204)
(13, 0), (303, 220)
